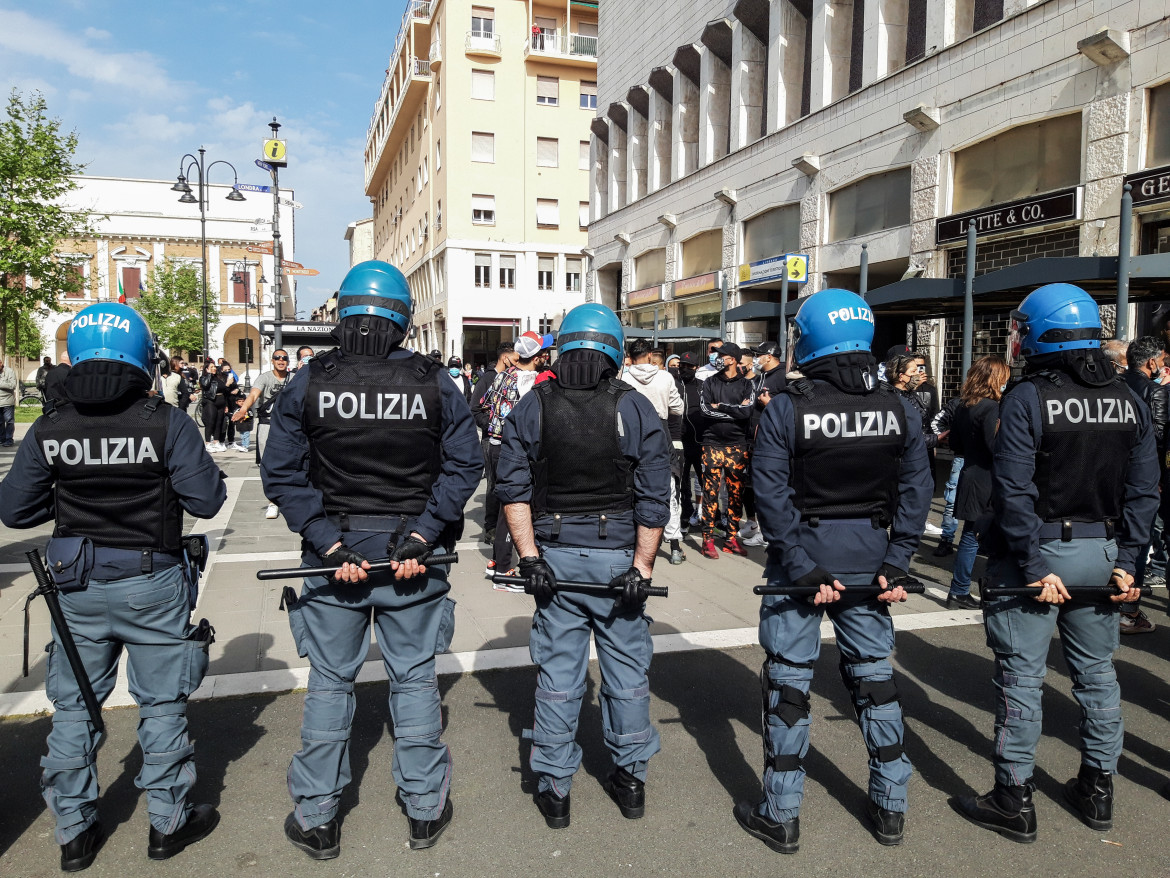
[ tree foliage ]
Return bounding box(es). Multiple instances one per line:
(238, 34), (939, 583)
(132, 257), (219, 355)
(0, 90), (97, 360)
(5, 308), (46, 362)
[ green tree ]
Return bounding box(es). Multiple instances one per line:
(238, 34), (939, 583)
(6, 308), (46, 362)
(0, 90), (96, 361)
(132, 257), (219, 355)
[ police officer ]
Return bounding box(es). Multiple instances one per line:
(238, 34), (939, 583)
(737, 289), (932, 852)
(953, 284), (1158, 842)
(261, 260), (482, 859)
(0, 303), (226, 871)
(494, 303), (670, 828)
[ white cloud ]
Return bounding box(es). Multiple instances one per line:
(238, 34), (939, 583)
(0, 9), (176, 96)
(83, 26), (110, 40)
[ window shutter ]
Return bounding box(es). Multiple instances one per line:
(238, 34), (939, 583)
(536, 137), (558, 167)
(471, 131), (494, 162)
(499, 254), (516, 269)
(580, 80), (597, 98)
(579, 201), (590, 228)
(471, 69), (494, 100)
(536, 76), (559, 101)
(538, 256), (555, 273)
(579, 140), (590, 170)
(475, 253), (492, 267)
(536, 199), (559, 226)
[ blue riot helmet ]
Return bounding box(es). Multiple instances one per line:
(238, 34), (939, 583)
(334, 260), (413, 356)
(557, 303), (625, 369)
(1010, 283), (1101, 361)
(64, 303), (157, 403)
(791, 288), (875, 366)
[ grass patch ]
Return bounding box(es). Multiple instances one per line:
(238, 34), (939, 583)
(15, 406), (42, 423)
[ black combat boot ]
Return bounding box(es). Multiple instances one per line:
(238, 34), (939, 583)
(733, 801), (799, 854)
(1064, 765), (1113, 830)
(866, 800), (905, 845)
(284, 813), (340, 860)
(148, 804), (220, 860)
(60, 821), (103, 872)
(535, 789), (571, 829)
(408, 798), (453, 849)
(952, 782), (1037, 843)
(604, 766), (645, 819)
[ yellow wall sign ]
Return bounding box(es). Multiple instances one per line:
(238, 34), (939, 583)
(262, 139), (288, 165)
(785, 254), (808, 282)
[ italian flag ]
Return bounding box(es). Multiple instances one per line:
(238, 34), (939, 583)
(117, 277), (126, 303)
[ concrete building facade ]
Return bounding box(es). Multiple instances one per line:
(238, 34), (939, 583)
(587, 0), (1170, 395)
(29, 175), (294, 381)
(363, 0), (598, 368)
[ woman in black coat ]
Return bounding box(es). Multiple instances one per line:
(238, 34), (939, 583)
(198, 360), (226, 449)
(945, 355), (1011, 609)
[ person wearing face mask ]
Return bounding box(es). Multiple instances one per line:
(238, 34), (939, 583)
(884, 352), (939, 473)
(676, 353), (706, 527)
(1119, 336), (1169, 633)
(695, 339), (724, 381)
(739, 342), (788, 547)
(448, 356), (473, 404)
(697, 342), (755, 558)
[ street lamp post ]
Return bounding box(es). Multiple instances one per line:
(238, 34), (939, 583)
(171, 149), (246, 361)
(231, 260), (266, 390)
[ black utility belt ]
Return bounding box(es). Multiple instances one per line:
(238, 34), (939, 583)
(94, 546), (183, 573)
(1038, 520), (1113, 543)
(328, 512), (418, 534)
(537, 511), (634, 541)
(800, 513), (891, 530)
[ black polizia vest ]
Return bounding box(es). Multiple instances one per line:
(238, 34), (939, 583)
(531, 379), (635, 515)
(39, 396), (181, 552)
(787, 380), (907, 521)
(1028, 372), (1138, 522)
(304, 350), (443, 517)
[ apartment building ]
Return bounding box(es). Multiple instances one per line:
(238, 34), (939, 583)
(588, 0), (1170, 395)
(363, 0), (599, 368)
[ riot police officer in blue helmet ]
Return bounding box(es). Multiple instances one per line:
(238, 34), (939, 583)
(0, 303), (226, 871)
(737, 289), (932, 852)
(953, 283), (1157, 842)
(494, 302), (670, 828)
(261, 260), (482, 858)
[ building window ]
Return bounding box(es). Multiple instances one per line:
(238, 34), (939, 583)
(743, 204), (800, 263)
(499, 254), (516, 288)
(566, 257), (582, 291)
(435, 73), (441, 110)
(634, 249), (666, 288)
(537, 76), (559, 106)
(1148, 81), (1170, 168)
(579, 80), (597, 110)
(579, 140), (590, 170)
(536, 198), (559, 227)
(231, 267), (250, 304)
(539, 318), (554, 334)
(474, 253), (492, 287)
(471, 68), (495, 100)
(471, 5), (494, 36)
(436, 199), (442, 230)
(416, 170), (423, 194)
(536, 137), (558, 167)
(472, 131), (495, 163)
(538, 255), (556, 291)
(680, 230), (722, 277)
(472, 194), (495, 224)
(120, 266), (143, 300)
(422, 157), (429, 185)
(64, 262), (86, 298)
(828, 168), (912, 242)
(436, 139), (441, 170)
(579, 201), (589, 230)
(952, 115), (1080, 213)
(238, 337), (255, 365)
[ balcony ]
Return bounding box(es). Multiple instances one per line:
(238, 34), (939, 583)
(524, 31), (597, 67)
(408, 0), (431, 19)
(413, 56), (432, 77)
(466, 30), (502, 57)
(429, 39), (442, 71)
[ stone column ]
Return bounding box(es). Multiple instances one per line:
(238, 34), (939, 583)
(672, 69), (700, 179)
(608, 119), (627, 213)
(626, 104), (648, 203)
(910, 154), (941, 276)
(591, 134), (609, 219)
(649, 86), (673, 192)
(699, 47), (731, 167)
(1082, 93), (1130, 258)
(731, 22), (766, 150)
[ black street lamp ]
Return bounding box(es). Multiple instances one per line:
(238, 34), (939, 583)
(171, 148), (246, 360)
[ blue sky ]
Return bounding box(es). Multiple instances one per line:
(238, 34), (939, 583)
(0, 1), (406, 315)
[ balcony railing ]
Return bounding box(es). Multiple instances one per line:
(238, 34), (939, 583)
(430, 39), (442, 67)
(413, 56), (432, 76)
(528, 32), (597, 60)
(466, 30), (502, 55)
(408, 0), (431, 19)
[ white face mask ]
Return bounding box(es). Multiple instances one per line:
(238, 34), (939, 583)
(1000, 384), (1007, 393)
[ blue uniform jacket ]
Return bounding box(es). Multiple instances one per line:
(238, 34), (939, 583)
(0, 405), (226, 538)
(752, 386), (933, 582)
(260, 349), (484, 555)
(495, 381), (671, 547)
(993, 378), (1158, 581)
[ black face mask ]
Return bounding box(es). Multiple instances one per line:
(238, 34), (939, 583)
(333, 314), (406, 358)
(64, 360), (152, 405)
(679, 368), (696, 383)
(800, 351), (879, 395)
(668, 366), (680, 381)
(553, 349), (617, 389)
(1026, 348), (1116, 388)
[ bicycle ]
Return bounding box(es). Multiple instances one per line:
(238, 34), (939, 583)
(17, 382), (43, 408)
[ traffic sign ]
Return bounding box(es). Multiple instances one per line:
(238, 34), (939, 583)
(255, 159), (274, 172)
(284, 267), (319, 276)
(279, 197), (303, 210)
(246, 243), (274, 254)
(262, 139), (288, 167)
(237, 183), (271, 193)
(785, 254), (808, 283)
(282, 260), (303, 270)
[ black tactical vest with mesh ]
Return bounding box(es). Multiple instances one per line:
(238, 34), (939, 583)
(1029, 373), (1138, 523)
(531, 379), (635, 515)
(304, 350), (443, 516)
(39, 397), (181, 552)
(787, 380), (906, 520)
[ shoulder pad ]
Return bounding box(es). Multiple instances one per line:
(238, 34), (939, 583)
(607, 378), (632, 396)
(315, 348), (343, 375)
(139, 394), (165, 420)
(784, 377), (815, 399)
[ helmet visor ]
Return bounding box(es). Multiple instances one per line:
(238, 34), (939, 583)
(1008, 309), (1027, 368)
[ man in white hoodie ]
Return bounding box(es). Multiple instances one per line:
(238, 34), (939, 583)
(623, 340), (687, 564)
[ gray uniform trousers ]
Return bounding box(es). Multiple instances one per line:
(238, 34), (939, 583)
(982, 537), (1122, 787)
(285, 547), (456, 829)
(41, 564), (210, 843)
(526, 544), (661, 797)
(757, 570), (912, 823)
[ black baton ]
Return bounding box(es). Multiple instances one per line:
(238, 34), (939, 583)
(25, 550), (105, 733)
(493, 574), (669, 598)
(981, 585), (1149, 600)
(754, 580), (927, 597)
(256, 552), (459, 581)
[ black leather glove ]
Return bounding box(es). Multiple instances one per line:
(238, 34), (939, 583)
(610, 567), (650, 608)
(390, 535), (432, 563)
(324, 544), (367, 567)
(519, 555), (557, 601)
(872, 562), (907, 589)
(791, 565), (837, 590)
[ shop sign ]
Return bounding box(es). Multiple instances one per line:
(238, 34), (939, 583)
(936, 187), (1081, 244)
(627, 284), (663, 307)
(673, 271), (720, 298)
(738, 254), (808, 287)
(1125, 165), (1170, 207)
